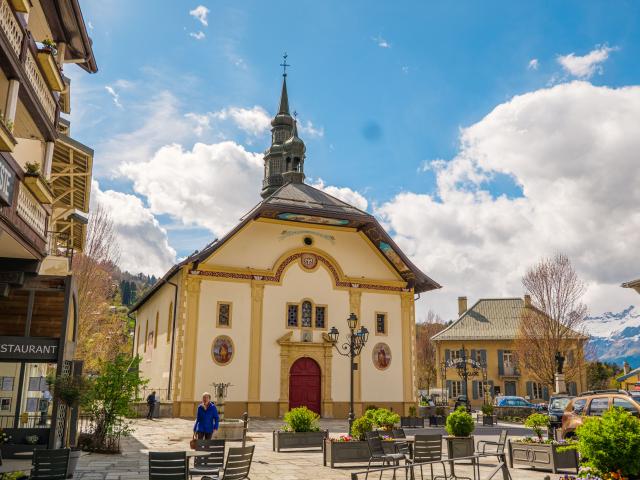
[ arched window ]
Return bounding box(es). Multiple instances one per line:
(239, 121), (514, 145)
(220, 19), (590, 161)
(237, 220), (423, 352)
(301, 301), (312, 327)
(286, 157), (292, 171)
(294, 158), (300, 172)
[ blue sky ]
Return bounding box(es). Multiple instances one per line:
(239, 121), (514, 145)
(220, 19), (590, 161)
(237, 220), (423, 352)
(68, 1), (640, 320)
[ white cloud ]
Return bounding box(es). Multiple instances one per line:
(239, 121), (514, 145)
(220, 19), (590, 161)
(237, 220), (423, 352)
(120, 142), (264, 237)
(184, 112), (211, 136)
(92, 181), (176, 276)
(213, 106), (271, 137)
(527, 58), (539, 70)
(373, 35), (391, 48)
(189, 5), (209, 26)
(104, 85), (122, 108)
(190, 31), (205, 40)
(377, 81), (640, 321)
(298, 120), (324, 138)
(557, 45), (616, 78)
(311, 179), (368, 211)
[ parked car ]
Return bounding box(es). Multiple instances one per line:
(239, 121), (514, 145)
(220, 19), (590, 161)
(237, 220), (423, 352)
(548, 395), (574, 434)
(494, 395), (545, 411)
(561, 390), (640, 438)
(629, 390), (640, 403)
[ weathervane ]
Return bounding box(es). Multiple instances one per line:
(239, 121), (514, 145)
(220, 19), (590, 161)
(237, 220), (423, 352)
(280, 52), (290, 77)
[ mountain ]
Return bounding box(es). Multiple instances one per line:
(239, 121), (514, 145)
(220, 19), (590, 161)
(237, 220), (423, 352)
(585, 306), (640, 367)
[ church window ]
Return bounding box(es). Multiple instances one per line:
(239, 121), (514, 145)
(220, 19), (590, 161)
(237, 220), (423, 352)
(375, 312), (387, 335)
(217, 302), (232, 328)
(167, 302), (174, 343)
(315, 306), (326, 329)
(154, 312), (159, 348)
(287, 304), (299, 327)
(301, 301), (313, 327)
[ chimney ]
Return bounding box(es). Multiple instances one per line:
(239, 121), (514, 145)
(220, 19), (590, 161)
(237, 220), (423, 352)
(457, 297), (467, 317)
(624, 361), (630, 375)
(524, 295), (531, 308)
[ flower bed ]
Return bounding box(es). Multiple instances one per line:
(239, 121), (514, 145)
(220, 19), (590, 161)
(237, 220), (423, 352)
(323, 437), (396, 468)
(273, 429), (328, 452)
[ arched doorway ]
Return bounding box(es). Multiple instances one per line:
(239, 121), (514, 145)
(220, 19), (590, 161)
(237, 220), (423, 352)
(289, 357), (321, 414)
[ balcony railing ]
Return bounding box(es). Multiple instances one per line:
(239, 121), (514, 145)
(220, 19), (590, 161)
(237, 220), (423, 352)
(0, 0), (23, 56)
(24, 46), (57, 123)
(16, 182), (47, 237)
(502, 365), (520, 377)
(47, 230), (73, 259)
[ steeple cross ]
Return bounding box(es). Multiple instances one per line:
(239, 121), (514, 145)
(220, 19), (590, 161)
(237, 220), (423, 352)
(280, 52), (290, 77)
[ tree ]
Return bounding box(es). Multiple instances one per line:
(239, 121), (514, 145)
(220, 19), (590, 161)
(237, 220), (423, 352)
(415, 310), (446, 393)
(73, 206), (124, 372)
(586, 361), (622, 390)
(515, 254), (589, 388)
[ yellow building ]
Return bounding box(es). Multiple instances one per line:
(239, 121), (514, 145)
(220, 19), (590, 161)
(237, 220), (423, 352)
(129, 74), (440, 419)
(431, 296), (587, 407)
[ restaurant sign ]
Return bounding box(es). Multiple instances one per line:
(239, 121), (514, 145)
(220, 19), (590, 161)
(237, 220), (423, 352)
(0, 155), (16, 206)
(0, 337), (60, 361)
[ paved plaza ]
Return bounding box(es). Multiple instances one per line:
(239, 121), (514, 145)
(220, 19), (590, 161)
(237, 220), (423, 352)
(72, 417), (565, 479)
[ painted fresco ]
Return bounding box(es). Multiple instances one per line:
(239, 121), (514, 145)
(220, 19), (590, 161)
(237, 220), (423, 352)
(372, 342), (392, 370)
(277, 212), (350, 226)
(378, 242), (410, 273)
(212, 335), (234, 365)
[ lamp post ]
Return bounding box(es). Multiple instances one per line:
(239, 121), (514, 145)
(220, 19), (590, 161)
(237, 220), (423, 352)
(440, 361), (447, 405)
(328, 313), (369, 435)
(452, 345), (481, 410)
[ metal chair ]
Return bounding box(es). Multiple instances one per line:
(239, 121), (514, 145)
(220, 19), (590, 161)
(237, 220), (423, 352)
(149, 451), (188, 480)
(477, 429), (508, 458)
(413, 434), (447, 480)
(366, 431), (408, 479)
(391, 428), (411, 458)
(30, 448), (70, 480)
(189, 439), (225, 479)
(203, 445), (254, 480)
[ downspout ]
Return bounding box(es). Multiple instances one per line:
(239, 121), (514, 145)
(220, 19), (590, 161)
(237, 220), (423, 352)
(166, 279), (179, 400)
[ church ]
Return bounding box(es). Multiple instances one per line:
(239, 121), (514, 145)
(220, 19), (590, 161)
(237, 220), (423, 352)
(129, 72), (440, 419)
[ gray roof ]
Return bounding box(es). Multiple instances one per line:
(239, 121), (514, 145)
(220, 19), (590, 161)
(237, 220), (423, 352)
(617, 367), (640, 382)
(432, 298), (526, 341)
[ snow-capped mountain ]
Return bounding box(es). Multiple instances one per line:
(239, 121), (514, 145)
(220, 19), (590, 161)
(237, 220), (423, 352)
(585, 306), (640, 367)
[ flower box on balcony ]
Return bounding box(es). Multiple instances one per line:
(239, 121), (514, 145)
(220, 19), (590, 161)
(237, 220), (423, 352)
(0, 119), (17, 152)
(24, 172), (53, 204)
(36, 48), (64, 92)
(10, 0), (30, 13)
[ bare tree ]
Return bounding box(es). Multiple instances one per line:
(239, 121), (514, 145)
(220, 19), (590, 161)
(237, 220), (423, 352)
(73, 206), (124, 371)
(515, 254), (589, 388)
(415, 310), (446, 393)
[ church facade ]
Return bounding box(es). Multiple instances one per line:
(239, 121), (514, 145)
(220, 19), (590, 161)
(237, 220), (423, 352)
(130, 75), (440, 419)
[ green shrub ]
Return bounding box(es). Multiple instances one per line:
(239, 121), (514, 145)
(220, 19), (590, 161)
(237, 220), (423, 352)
(524, 413), (549, 442)
(373, 408), (400, 430)
(365, 404), (378, 411)
(351, 415), (374, 441)
(408, 406), (417, 417)
(573, 407), (640, 476)
(283, 406), (320, 432)
(481, 404), (494, 416)
(445, 406), (475, 437)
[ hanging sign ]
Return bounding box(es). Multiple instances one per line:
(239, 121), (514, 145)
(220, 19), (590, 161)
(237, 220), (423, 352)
(0, 155), (16, 206)
(0, 337), (59, 361)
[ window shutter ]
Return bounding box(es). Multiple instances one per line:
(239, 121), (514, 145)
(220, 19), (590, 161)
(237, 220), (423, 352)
(480, 350), (487, 366)
(568, 350), (575, 367)
(461, 381), (468, 397)
(543, 386), (549, 401)
(472, 381), (478, 400)
(489, 380), (495, 399)
(526, 381), (533, 399)
(470, 349), (477, 364)
(445, 349), (451, 363)
(498, 350), (504, 376)
(446, 380), (452, 398)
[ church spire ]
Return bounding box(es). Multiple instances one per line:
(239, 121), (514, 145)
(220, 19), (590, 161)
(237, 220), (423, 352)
(261, 55), (306, 199)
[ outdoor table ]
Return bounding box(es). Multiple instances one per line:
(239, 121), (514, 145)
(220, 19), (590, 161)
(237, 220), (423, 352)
(0, 459), (33, 474)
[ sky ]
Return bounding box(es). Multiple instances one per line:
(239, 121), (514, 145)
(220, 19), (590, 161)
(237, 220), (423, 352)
(67, 0), (640, 322)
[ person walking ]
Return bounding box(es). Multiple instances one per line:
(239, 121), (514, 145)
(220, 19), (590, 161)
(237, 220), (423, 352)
(193, 392), (219, 440)
(146, 391), (157, 420)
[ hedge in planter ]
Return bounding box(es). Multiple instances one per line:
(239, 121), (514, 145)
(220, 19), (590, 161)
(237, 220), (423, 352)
(445, 406), (475, 459)
(273, 407), (327, 452)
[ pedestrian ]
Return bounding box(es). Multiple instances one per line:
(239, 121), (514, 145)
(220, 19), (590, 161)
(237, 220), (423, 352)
(193, 392), (219, 440)
(146, 391), (157, 420)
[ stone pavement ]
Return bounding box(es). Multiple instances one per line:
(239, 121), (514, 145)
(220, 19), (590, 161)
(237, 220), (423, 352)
(73, 417), (563, 479)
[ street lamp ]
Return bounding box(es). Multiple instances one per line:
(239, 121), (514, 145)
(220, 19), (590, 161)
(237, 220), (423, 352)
(328, 313), (369, 435)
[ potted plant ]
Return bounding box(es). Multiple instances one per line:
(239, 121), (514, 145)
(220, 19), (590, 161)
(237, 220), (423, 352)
(273, 406), (328, 452)
(444, 406), (475, 458)
(371, 407), (400, 431)
(481, 403), (496, 426)
(40, 38), (58, 55)
(49, 374), (88, 477)
(430, 406), (446, 426)
(401, 405), (424, 428)
(507, 413), (578, 474)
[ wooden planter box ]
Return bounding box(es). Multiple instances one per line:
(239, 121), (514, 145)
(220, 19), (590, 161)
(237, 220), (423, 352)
(482, 415), (497, 426)
(508, 440), (578, 474)
(445, 436), (474, 459)
(429, 415), (446, 426)
(273, 430), (328, 452)
(36, 48), (65, 92)
(0, 443), (47, 458)
(24, 172), (54, 203)
(323, 438), (396, 468)
(400, 416), (424, 428)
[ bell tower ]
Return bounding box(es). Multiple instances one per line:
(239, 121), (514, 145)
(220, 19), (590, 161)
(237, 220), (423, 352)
(261, 54), (306, 199)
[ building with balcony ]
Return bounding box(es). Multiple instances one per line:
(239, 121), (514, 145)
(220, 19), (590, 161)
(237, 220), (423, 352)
(431, 296), (588, 407)
(0, 0), (96, 450)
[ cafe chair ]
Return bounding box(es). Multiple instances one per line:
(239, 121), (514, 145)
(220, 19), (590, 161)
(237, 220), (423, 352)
(30, 448), (70, 480)
(202, 445), (254, 480)
(149, 451), (188, 480)
(189, 439), (225, 479)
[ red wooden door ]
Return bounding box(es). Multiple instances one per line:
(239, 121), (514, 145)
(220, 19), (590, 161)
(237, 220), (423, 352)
(289, 357), (321, 414)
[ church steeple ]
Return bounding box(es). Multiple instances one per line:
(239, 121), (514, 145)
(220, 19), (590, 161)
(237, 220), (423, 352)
(261, 55), (306, 199)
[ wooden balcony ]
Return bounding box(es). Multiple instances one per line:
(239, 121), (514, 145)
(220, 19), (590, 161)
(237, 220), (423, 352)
(16, 182), (47, 237)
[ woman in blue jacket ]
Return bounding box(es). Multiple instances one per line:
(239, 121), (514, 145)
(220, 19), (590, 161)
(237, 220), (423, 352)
(193, 392), (219, 440)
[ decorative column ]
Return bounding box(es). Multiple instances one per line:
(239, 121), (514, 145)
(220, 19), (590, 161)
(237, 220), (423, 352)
(400, 291), (415, 415)
(348, 289), (362, 416)
(179, 275), (201, 416)
(247, 280), (265, 417)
